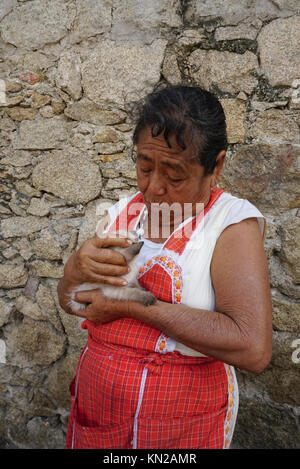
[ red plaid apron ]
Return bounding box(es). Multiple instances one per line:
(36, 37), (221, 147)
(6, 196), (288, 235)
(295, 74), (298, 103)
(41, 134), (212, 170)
(65, 186), (238, 449)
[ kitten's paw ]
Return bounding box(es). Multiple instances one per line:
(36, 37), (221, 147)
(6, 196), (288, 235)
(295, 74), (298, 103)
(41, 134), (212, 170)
(142, 293), (157, 306)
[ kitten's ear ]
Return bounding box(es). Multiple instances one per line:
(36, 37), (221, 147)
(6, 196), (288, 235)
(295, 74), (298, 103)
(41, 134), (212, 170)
(126, 231), (140, 243)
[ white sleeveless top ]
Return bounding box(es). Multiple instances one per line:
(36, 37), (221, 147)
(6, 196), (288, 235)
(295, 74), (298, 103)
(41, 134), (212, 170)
(107, 191), (267, 357)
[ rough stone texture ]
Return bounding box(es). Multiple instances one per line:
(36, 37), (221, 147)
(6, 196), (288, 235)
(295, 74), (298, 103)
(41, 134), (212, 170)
(214, 20), (261, 41)
(111, 0), (182, 40)
(0, 216), (49, 238)
(0, 0), (17, 22)
(81, 40), (167, 106)
(13, 117), (70, 150)
(7, 317), (66, 367)
(55, 51), (82, 101)
(162, 52), (182, 85)
(64, 98), (126, 126)
(4, 107), (37, 121)
(0, 298), (13, 327)
(77, 198), (113, 248)
(183, 0), (297, 26)
(220, 145), (300, 215)
(32, 150), (102, 204)
(220, 99), (246, 143)
(248, 110), (300, 145)
(271, 291), (300, 333)
(0, 0), (72, 50)
(258, 17), (300, 87)
(278, 214), (300, 284)
(69, 0), (112, 44)
(187, 50), (258, 95)
(31, 229), (62, 261)
(0, 0), (299, 451)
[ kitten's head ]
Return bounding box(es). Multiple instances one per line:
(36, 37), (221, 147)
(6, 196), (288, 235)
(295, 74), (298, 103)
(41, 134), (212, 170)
(110, 230), (143, 261)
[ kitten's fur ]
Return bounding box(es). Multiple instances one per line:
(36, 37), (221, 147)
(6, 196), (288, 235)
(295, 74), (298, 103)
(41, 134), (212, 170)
(68, 230), (156, 312)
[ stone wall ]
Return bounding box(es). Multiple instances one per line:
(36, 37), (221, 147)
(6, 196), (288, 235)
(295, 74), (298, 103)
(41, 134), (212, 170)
(0, 0), (299, 449)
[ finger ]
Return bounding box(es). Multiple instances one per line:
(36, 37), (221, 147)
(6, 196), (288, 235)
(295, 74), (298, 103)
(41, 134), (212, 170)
(77, 267), (129, 286)
(70, 307), (88, 319)
(88, 258), (129, 276)
(73, 290), (96, 303)
(92, 235), (133, 249)
(92, 275), (128, 287)
(90, 248), (128, 266)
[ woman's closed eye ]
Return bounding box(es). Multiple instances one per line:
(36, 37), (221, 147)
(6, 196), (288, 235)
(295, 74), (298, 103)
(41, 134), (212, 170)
(166, 175), (184, 183)
(141, 168), (152, 173)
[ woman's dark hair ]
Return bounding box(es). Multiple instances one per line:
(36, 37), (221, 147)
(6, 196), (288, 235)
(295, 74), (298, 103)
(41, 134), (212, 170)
(133, 85), (227, 175)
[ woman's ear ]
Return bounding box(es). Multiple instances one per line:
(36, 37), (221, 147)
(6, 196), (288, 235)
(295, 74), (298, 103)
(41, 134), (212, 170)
(211, 150), (226, 186)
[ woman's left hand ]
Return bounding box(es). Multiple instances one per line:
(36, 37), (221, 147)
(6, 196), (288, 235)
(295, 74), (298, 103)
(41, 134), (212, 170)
(70, 289), (126, 324)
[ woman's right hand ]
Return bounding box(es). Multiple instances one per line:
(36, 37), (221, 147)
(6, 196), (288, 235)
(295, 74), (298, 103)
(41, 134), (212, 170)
(57, 234), (133, 315)
(64, 234), (132, 287)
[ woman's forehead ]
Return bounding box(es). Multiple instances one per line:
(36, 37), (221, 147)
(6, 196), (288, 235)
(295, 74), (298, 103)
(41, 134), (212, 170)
(136, 126), (196, 160)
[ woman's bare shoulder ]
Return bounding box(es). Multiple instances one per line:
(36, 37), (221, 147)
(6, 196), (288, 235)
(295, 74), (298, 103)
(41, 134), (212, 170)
(210, 217), (272, 322)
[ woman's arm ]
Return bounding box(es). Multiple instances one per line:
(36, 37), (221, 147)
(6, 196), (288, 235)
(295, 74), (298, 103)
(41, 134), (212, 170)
(72, 218), (273, 374)
(135, 217), (273, 373)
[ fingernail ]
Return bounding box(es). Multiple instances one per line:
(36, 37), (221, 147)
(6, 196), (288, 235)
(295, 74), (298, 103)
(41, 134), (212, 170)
(120, 280), (128, 286)
(126, 239), (133, 245)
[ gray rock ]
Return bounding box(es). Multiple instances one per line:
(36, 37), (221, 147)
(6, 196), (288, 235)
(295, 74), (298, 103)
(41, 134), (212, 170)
(36, 283), (64, 332)
(32, 149), (102, 204)
(162, 52), (182, 85)
(234, 392), (300, 448)
(0, 298), (13, 327)
(47, 352), (81, 408)
(13, 117), (69, 150)
(220, 144), (300, 215)
(241, 331), (300, 407)
(0, 0), (17, 22)
(81, 39), (167, 106)
(248, 110), (300, 145)
(0, 0), (72, 50)
(215, 20), (261, 41)
(278, 213), (300, 284)
(187, 50), (258, 94)
(26, 416), (65, 449)
(55, 50), (82, 101)
(31, 229), (62, 260)
(184, 0), (286, 27)
(271, 290), (300, 333)
(28, 260), (63, 279)
(15, 296), (44, 321)
(111, 0), (182, 40)
(1, 151), (32, 167)
(58, 309), (87, 350)
(220, 99), (246, 143)
(8, 317), (66, 367)
(0, 215), (49, 238)
(258, 17), (300, 87)
(77, 197), (113, 248)
(64, 98), (126, 126)
(69, 0), (112, 44)
(27, 198), (50, 217)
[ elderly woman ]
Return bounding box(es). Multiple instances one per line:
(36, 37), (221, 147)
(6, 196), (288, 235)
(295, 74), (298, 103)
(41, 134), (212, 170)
(58, 86), (272, 449)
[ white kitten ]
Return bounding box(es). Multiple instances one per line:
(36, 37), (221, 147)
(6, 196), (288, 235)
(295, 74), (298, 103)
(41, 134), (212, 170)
(67, 230), (156, 312)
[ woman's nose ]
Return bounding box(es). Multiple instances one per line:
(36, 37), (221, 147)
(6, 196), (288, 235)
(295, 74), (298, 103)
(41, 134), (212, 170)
(147, 173), (166, 196)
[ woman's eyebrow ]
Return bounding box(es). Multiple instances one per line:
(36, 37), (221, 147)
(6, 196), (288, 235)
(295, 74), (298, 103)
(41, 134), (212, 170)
(137, 153), (186, 172)
(161, 160), (185, 172)
(137, 153), (152, 162)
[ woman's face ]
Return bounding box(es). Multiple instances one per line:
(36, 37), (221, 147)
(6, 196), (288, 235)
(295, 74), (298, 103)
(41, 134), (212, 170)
(136, 126), (222, 213)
